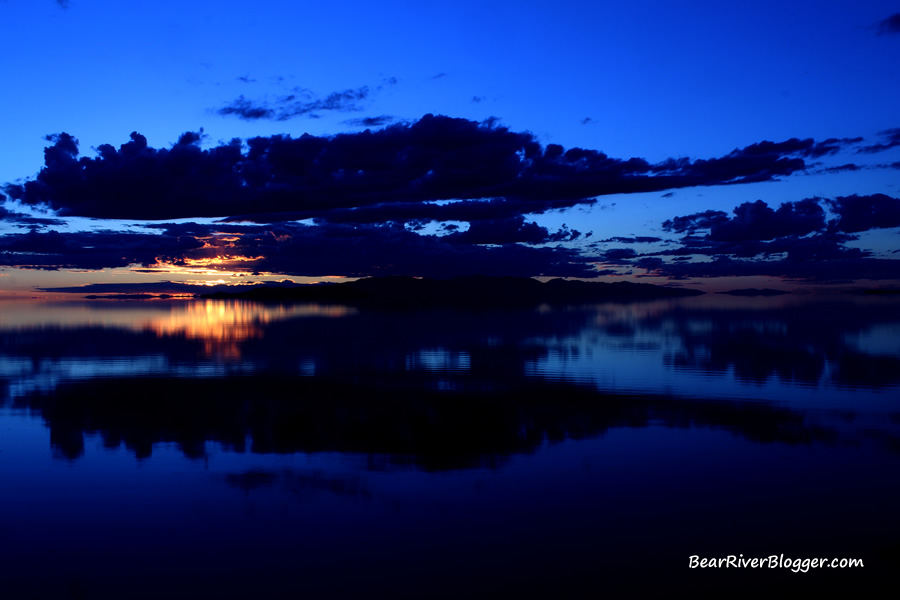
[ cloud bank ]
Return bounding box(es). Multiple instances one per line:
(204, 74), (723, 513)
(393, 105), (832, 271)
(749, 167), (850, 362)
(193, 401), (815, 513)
(639, 194), (900, 282)
(2, 116), (898, 283)
(4, 115), (851, 222)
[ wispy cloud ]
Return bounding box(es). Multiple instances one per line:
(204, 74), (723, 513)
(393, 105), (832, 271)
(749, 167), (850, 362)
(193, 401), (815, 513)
(218, 86), (370, 121)
(857, 128), (900, 153)
(342, 115), (397, 128)
(877, 12), (900, 35)
(0, 228), (203, 271)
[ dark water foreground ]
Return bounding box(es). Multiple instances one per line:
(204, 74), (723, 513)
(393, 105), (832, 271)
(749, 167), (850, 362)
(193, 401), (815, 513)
(1, 294), (898, 597)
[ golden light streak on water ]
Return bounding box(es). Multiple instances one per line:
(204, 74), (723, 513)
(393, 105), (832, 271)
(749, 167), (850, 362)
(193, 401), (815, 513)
(0, 298), (356, 360)
(143, 300), (356, 359)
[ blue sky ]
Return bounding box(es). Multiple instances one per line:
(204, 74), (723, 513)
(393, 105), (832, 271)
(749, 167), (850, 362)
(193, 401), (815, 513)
(1, 0), (899, 295)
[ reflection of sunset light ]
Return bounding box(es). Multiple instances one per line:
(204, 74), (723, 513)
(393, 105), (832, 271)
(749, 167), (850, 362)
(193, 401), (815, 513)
(142, 300), (355, 360)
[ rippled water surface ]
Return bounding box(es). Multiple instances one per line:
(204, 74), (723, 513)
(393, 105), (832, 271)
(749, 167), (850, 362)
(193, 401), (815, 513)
(1, 294), (898, 597)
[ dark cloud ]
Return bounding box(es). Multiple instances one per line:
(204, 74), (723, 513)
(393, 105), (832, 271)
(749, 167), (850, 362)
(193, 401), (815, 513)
(663, 199), (825, 241)
(877, 13), (900, 35)
(601, 248), (639, 263)
(857, 128), (900, 154)
(297, 87), (368, 114)
(250, 197), (587, 227)
(217, 86), (370, 121)
(658, 198), (854, 264)
(5, 117), (891, 282)
(5, 115), (836, 222)
(643, 255), (900, 283)
(634, 257), (665, 271)
(442, 218), (551, 246)
(818, 163), (862, 174)
(652, 137), (856, 167)
(0, 203), (65, 227)
(600, 236), (663, 244)
(442, 216), (581, 245)
(56, 0), (69, 8)
(827, 194), (900, 233)
(0, 228), (204, 270)
(801, 137), (863, 157)
(667, 231), (866, 262)
(240, 222), (595, 278)
(342, 115), (397, 128)
(710, 199), (826, 242)
(5, 131), (249, 221)
(10, 220), (593, 279)
(216, 96), (275, 120)
(45, 132), (78, 157)
(663, 209), (730, 234)
(647, 195), (900, 282)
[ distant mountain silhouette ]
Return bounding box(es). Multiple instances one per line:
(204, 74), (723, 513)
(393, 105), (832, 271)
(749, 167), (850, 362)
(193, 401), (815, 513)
(719, 288), (790, 296)
(202, 275), (703, 307)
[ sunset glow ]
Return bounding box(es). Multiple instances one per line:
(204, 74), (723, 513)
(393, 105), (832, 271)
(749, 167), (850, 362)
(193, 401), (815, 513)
(3, 10), (899, 295)
(2, 2), (899, 596)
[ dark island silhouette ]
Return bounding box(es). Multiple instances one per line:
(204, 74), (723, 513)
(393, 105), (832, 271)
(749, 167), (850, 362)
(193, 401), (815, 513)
(201, 275), (703, 307)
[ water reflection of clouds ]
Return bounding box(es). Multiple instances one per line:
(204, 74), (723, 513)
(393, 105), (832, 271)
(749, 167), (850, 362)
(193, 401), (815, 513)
(222, 468), (371, 500)
(530, 296), (900, 406)
(845, 323), (900, 357)
(20, 374), (852, 465)
(1, 295), (899, 466)
(0, 300), (357, 401)
(405, 349), (471, 372)
(2, 296), (900, 406)
(2, 300), (898, 599)
(1, 356), (168, 401)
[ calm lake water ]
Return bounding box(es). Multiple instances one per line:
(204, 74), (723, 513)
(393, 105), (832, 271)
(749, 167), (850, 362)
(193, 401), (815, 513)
(1, 294), (898, 597)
